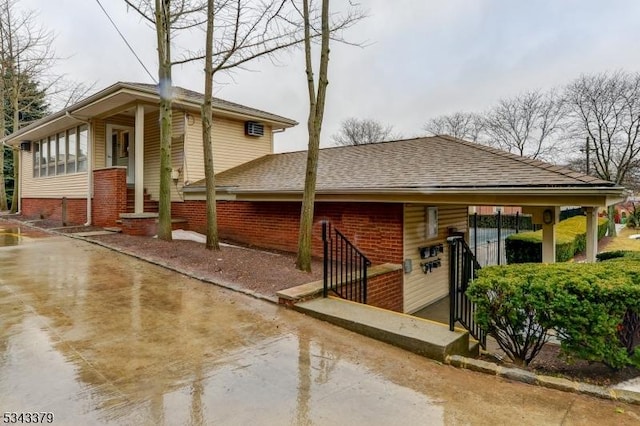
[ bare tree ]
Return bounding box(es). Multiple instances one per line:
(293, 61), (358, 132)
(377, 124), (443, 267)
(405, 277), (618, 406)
(565, 71), (640, 236)
(128, 0), (307, 246)
(295, 0), (363, 271)
(56, 80), (97, 109)
(331, 117), (399, 146)
(201, 0), (218, 250)
(0, 45), (6, 211)
(0, 0), (59, 213)
(197, 1), (308, 250)
(424, 111), (484, 142)
(483, 89), (566, 160)
(295, 0), (330, 272)
(125, 0), (206, 241)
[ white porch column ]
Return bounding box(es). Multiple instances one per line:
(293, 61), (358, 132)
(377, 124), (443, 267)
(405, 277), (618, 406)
(542, 223), (556, 263)
(541, 207), (560, 263)
(134, 105), (145, 214)
(585, 207), (599, 263)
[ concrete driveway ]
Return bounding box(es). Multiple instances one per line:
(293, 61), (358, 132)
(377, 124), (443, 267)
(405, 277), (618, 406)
(1, 224), (639, 425)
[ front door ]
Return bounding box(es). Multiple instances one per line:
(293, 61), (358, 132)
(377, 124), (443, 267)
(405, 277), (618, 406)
(106, 125), (135, 184)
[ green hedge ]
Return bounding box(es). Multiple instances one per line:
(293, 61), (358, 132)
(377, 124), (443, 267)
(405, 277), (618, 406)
(505, 216), (608, 263)
(468, 261), (640, 368)
(596, 250), (640, 262)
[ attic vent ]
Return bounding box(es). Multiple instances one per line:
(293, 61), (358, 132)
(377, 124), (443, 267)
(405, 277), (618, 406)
(245, 121), (264, 137)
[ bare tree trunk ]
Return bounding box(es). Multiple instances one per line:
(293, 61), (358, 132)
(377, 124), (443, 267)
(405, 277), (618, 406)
(0, 9), (5, 211)
(9, 82), (18, 213)
(608, 204), (617, 237)
(296, 0), (330, 272)
(0, 69), (7, 211)
(201, 0), (219, 250)
(9, 148), (17, 212)
(156, 0), (173, 241)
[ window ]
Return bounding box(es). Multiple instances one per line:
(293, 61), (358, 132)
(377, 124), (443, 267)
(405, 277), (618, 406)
(57, 132), (66, 175)
(78, 125), (88, 172)
(33, 142), (40, 178)
(48, 136), (56, 176)
(121, 131), (130, 158)
(31, 125), (89, 178)
(67, 129), (77, 174)
(41, 139), (48, 177)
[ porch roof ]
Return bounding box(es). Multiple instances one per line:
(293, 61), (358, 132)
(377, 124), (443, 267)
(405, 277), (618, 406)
(185, 136), (626, 207)
(2, 81), (297, 145)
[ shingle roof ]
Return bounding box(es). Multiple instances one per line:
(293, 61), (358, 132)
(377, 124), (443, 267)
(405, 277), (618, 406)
(122, 82), (296, 126)
(193, 136), (618, 193)
(2, 81), (297, 144)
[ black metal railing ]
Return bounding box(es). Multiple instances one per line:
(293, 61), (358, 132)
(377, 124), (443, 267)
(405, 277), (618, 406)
(322, 221), (371, 304)
(448, 235), (486, 348)
(469, 211), (534, 266)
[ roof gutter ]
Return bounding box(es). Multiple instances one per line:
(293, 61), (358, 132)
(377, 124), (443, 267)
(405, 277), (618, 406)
(2, 82), (297, 144)
(185, 185), (626, 197)
(183, 184), (627, 208)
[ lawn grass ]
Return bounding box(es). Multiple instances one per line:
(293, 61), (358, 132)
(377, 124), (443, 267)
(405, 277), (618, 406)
(602, 226), (640, 252)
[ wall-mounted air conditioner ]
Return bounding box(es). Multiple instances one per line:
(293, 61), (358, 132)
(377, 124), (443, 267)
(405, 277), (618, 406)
(245, 121), (264, 137)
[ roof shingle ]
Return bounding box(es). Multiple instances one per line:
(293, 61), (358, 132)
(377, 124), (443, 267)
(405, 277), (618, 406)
(122, 82), (296, 125)
(194, 136), (618, 193)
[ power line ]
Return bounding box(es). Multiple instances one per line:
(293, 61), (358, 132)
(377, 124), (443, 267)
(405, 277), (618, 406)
(94, 0), (157, 83)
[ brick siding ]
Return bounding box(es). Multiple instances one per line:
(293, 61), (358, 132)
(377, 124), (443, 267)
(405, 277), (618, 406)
(173, 200), (404, 264)
(367, 270), (404, 312)
(120, 217), (157, 236)
(21, 198), (87, 225)
(93, 168), (127, 227)
(173, 199), (406, 310)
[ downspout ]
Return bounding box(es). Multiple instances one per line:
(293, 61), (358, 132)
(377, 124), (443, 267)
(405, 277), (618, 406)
(271, 128), (285, 154)
(65, 112), (92, 225)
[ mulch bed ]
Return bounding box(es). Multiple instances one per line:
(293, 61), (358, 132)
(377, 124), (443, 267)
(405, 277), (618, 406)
(484, 343), (639, 387)
(87, 233), (323, 299)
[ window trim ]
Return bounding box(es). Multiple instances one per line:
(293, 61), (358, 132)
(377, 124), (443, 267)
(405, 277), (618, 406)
(32, 125), (89, 178)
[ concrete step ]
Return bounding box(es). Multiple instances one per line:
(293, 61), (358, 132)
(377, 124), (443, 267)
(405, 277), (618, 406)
(126, 201), (158, 208)
(125, 201), (159, 213)
(295, 297), (476, 362)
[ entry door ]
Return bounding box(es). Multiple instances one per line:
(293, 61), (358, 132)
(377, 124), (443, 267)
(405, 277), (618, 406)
(106, 125), (135, 184)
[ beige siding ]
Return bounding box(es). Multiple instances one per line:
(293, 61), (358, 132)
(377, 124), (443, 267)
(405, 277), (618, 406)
(21, 149), (88, 198)
(108, 114), (135, 127)
(94, 115), (136, 170)
(183, 114), (273, 184)
(93, 118), (106, 169)
(403, 204), (468, 313)
(143, 110), (184, 202)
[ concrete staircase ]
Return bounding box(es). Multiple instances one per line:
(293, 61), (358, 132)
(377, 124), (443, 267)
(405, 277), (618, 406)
(126, 186), (159, 213)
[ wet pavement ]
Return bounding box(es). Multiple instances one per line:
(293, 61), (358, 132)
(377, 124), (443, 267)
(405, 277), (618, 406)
(1, 226), (640, 425)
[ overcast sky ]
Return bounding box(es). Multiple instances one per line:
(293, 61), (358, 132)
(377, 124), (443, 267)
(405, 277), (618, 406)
(21, 0), (640, 153)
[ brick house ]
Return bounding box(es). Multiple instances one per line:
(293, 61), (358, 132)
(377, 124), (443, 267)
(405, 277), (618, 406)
(179, 136), (625, 314)
(3, 83), (626, 315)
(2, 82), (296, 233)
